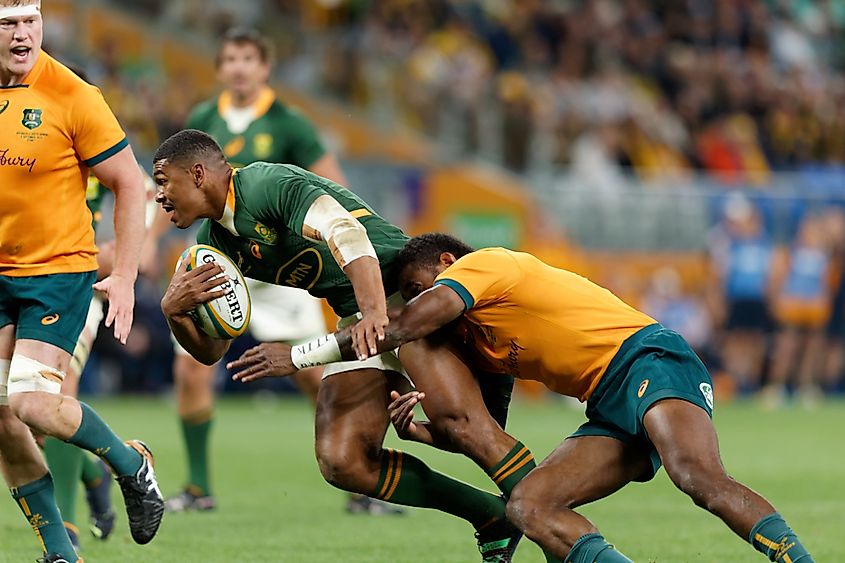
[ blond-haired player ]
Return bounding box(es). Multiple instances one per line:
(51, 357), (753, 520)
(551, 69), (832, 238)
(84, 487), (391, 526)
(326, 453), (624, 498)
(0, 2), (163, 561)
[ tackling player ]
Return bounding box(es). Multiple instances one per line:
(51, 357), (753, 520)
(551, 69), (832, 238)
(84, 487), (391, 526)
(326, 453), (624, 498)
(233, 233), (816, 563)
(154, 129), (522, 562)
(0, 2), (164, 562)
(161, 27), (386, 514)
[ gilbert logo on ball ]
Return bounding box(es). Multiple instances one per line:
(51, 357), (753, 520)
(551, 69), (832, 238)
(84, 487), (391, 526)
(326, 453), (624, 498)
(179, 244), (251, 339)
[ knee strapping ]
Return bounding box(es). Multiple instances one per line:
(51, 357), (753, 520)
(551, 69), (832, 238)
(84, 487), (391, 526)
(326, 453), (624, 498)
(0, 359), (9, 405)
(8, 355), (64, 396)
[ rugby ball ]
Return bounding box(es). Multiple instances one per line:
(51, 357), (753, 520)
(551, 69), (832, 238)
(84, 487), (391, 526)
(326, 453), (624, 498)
(179, 244), (251, 339)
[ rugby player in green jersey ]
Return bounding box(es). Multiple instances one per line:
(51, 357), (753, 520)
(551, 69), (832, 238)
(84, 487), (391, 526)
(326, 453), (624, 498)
(164, 27), (358, 513)
(154, 129), (523, 562)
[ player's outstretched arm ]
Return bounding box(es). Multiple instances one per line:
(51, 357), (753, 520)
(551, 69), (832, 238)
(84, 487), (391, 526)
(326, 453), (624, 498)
(228, 284), (465, 383)
(90, 146), (147, 344)
(346, 284), (466, 360)
(162, 260), (232, 365)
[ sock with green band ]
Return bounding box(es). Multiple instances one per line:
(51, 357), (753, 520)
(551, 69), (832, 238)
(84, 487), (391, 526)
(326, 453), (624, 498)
(42, 438), (83, 528)
(749, 512), (814, 562)
(374, 449), (506, 528)
(487, 442), (563, 563)
(181, 413), (213, 495)
(564, 533), (632, 563)
(67, 402), (141, 477)
(10, 473), (78, 562)
(80, 453), (104, 488)
(487, 441), (536, 499)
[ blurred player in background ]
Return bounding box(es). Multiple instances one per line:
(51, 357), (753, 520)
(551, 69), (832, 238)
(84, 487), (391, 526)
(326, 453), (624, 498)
(709, 194), (774, 394)
(164, 27), (397, 515)
(154, 130), (522, 562)
(764, 214), (835, 408)
(0, 2), (163, 561)
(240, 232), (815, 563)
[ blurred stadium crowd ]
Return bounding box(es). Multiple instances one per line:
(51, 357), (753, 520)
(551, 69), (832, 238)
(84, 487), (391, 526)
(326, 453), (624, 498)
(47, 0), (845, 403)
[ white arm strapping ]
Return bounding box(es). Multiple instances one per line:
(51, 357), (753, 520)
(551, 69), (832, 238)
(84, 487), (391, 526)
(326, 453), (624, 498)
(290, 333), (342, 369)
(302, 195), (377, 269)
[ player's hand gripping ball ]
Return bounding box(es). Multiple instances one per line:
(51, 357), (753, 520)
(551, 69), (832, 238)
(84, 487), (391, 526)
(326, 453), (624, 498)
(179, 244), (251, 339)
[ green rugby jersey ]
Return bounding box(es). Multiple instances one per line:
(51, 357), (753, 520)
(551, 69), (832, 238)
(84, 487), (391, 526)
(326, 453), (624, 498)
(197, 163), (409, 317)
(187, 87), (325, 169)
(86, 175), (106, 229)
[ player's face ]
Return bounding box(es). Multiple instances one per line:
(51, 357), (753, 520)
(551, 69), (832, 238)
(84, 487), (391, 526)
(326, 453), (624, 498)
(0, 10), (42, 82)
(398, 262), (449, 301)
(217, 42), (270, 101)
(153, 160), (206, 229)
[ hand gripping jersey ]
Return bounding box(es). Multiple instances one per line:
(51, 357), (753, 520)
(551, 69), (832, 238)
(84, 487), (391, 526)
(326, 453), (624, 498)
(0, 53), (127, 276)
(197, 163), (408, 317)
(435, 248), (656, 401)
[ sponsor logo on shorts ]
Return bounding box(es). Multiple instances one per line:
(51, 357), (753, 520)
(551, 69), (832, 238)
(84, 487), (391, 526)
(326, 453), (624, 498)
(40, 314), (60, 326)
(22, 108), (42, 130)
(699, 382), (714, 410)
(637, 379), (649, 398)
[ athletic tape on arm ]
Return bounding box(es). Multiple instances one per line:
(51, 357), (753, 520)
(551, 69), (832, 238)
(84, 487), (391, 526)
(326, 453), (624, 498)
(8, 355), (64, 396)
(291, 333), (342, 369)
(302, 195), (376, 269)
(0, 359), (9, 405)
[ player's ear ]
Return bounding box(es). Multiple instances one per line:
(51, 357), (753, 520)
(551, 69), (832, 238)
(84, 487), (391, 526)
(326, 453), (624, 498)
(440, 252), (457, 267)
(191, 162), (204, 187)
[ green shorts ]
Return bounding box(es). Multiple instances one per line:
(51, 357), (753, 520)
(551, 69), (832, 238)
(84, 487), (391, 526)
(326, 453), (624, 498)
(569, 323), (714, 481)
(0, 272), (97, 354)
(476, 371), (514, 430)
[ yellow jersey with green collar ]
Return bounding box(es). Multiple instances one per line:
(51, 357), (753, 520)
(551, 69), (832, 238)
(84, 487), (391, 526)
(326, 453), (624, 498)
(434, 248), (655, 400)
(0, 52), (128, 276)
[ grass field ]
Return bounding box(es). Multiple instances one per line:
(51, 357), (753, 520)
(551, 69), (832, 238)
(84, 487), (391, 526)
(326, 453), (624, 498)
(1, 396), (842, 562)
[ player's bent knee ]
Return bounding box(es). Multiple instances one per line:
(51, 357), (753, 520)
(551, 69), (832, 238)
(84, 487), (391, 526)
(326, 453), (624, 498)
(506, 487), (547, 539)
(663, 455), (727, 508)
(5, 355), (64, 426)
(315, 440), (375, 493)
(8, 355), (64, 397)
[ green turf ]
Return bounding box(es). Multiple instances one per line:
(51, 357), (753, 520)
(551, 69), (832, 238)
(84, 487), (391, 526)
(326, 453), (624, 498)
(1, 396), (842, 562)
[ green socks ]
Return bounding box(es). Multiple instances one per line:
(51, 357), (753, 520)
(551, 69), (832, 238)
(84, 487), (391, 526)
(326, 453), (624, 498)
(81, 453), (104, 487)
(564, 533), (632, 562)
(10, 473), (78, 562)
(487, 443), (562, 563)
(374, 448), (506, 529)
(487, 441), (536, 499)
(181, 413), (213, 495)
(750, 512), (814, 562)
(68, 402), (141, 477)
(42, 438), (83, 528)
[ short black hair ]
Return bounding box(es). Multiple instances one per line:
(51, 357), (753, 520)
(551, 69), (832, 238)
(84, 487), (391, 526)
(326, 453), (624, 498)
(153, 129), (226, 167)
(215, 27), (274, 67)
(394, 233), (474, 274)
